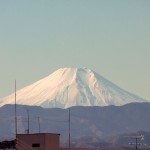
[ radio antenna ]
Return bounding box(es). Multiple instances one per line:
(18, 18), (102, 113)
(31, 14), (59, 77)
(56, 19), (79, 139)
(15, 80), (17, 137)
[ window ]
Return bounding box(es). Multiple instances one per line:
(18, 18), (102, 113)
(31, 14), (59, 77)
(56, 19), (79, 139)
(32, 143), (40, 147)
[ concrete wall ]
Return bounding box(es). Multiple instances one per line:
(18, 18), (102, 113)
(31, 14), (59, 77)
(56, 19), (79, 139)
(45, 134), (60, 150)
(16, 133), (60, 150)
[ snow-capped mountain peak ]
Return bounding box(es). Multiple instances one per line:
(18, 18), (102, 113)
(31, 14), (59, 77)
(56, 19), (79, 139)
(0, 68), (147, 108)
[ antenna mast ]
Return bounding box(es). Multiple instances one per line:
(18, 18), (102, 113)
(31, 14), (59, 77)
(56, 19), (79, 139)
(69, 108), (71, 148)
(15, 80), (17, 137)
(38, 116), (40, 133)
(128, 135), (145, 150)
(67, 87), (71, 148)
(26, 109), (29, 134)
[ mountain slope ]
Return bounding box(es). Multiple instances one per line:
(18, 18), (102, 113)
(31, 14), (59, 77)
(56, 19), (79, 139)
(0, 103), (150, 143)
(0, 68), (147, 108)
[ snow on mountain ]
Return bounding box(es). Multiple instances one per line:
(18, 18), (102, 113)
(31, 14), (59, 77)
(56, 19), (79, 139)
(0, 68), (147, 108)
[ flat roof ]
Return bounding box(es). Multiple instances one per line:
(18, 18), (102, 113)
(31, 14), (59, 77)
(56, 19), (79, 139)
(17, 133), (60, 136)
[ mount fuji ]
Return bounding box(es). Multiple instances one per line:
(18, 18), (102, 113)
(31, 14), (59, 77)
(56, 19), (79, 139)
(0, 68), (147, 108)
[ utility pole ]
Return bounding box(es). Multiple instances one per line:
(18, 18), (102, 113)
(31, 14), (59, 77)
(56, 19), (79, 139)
(15, 80), (18, 150)
(136, 137), (138, 150)
(67, 86), (71, 148)
(38, 117), (40, 133)
(128, 135), (144, 150)
(26, 109), (29, 134)
(15, 80), (17, 137)
(69, 108), (71, 148)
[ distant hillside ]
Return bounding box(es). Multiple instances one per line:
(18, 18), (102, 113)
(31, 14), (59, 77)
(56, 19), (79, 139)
(0, 103), (150, 148)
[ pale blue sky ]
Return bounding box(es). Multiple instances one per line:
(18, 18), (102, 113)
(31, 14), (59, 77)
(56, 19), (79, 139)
(0, 0), (150, 100)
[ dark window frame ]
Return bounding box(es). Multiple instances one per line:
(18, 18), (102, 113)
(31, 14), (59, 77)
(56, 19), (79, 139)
(32, 143), (40, 147)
